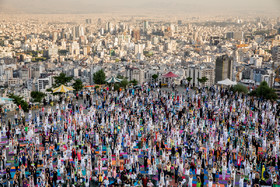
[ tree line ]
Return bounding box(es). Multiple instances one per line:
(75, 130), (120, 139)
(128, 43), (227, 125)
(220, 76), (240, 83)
(7, 70), (278, 113)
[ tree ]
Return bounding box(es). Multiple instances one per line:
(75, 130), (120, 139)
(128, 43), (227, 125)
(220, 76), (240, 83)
(73, 79), (83, 92)
(117, 75), (125, 79)
(231, 84), (248, 94)
(249, 81), (278, 100)
(144, 51), (153, 58)
(130, 79), (138, 86)
(186, 77), (192, 86)
(93, 69), (106, 84)
(152, 74), (158, 82)
(54, 73), (73, 87)
(110, 50), (116, 56)
(8, 93), (29, 112)
(31, 91), (46, 103)
(198, 77), (208, 87)
(120, 78), (129, 88)
(115, 75), (128, 89)
(114, 84), (121, 91)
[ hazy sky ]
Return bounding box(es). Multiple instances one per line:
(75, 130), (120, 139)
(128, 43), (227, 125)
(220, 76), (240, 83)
(1, 0), (280, 15)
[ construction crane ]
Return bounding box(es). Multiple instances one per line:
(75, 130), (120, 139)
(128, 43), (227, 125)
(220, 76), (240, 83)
(236, 66), (245, 82)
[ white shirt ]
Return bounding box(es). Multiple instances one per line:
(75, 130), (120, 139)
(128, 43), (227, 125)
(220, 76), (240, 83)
(208, 181), (213, 187)
(188, 177), (193, 186)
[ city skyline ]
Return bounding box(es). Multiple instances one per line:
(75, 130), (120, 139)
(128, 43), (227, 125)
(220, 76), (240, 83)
(0, 0), (280, 99)
(1, 0), (280, 16)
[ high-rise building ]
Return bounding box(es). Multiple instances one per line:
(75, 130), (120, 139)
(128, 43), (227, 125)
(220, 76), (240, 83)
(119, 22), (125, 32)
(72, 26), (78, 39)
(152, 36), (158, 45)
(71, 41), (80, 55)
(210, 36), (220, 45)
(100, 28), (104, 35)
(215, 55), (233, 83)
(52, 31), (58, 42)
(250, 55), (263, 68)
(47, 45), (58, 58)
(61, 40), (67, 50)
(19, 68), (31, 81)
(61, 28), (65, 39)
(234, 31), (244, 41)
(272, 46), (280, 67)
(73, 26), (84, 39)
(79, 26), (84, 37)
(226, 32), (234, 39)
(132, 29), (140, 41)
(105, 22), (112, 33)
(143, 20), (149, 31)
(178, 20), (182, 25)
(164, 43), (171, 52)
(185, 66), (215, 87)
(85, 19), (92, 24)
(98, 18), (102, 25)
(134, 43), (145, 55)
(37, 76), (52, 92)
(125, 67), (144, 84)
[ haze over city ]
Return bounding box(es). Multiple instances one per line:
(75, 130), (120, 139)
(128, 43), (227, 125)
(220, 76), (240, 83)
(1, 0), (280, 16)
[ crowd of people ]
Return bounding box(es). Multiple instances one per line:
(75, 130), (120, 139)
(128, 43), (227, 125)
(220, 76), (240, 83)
(0, 84), (279, 187)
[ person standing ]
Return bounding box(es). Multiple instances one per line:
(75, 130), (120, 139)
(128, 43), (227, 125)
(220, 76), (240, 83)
(239, 174), (244, 187)
(142, 175), (148, 187)
(231, 167), (236, 186)
(52, 169), (58, 186)
(197, 177), (202, 187)
(200, 169), (205, 187)
(144, 154), (148, 173)
(222, 161), (227, 180)
(188, 174), (193, 187)
(174, 163), (179, 184)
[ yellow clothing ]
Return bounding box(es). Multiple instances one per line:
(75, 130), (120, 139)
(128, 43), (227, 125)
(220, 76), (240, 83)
(261, 166), (265, 180)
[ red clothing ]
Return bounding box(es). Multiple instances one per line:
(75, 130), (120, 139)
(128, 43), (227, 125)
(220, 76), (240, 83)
(77, 152), (81, 161)
(72, 149), (76, 159)
(237, 156), (242, 166)
(142, 176), (148, 187)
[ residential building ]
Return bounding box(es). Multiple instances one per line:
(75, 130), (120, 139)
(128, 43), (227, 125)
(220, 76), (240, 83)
(215, 55), (233, 83)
